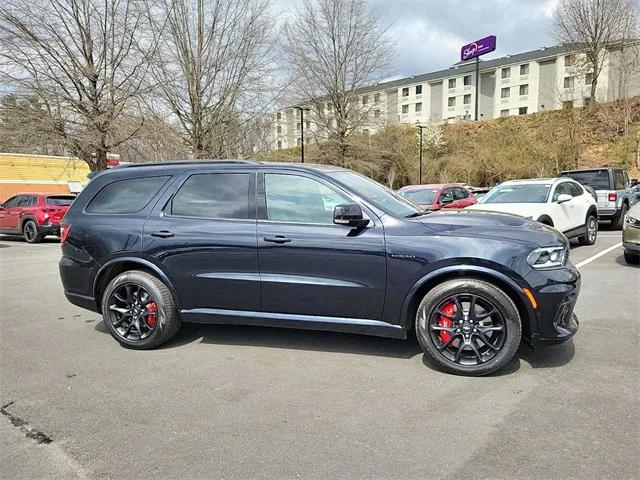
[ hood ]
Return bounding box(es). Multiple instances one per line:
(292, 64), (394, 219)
(415, 209), (567, 248)
(466, 203), (542, 218)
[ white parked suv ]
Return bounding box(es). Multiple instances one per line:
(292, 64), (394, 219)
(468, 178), (599, 245)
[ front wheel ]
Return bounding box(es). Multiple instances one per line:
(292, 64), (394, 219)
(101, 270), (181, 349)
(415, 278), (522, 376)
(624, 251), (639, 265)
(578, 215), (598, 245)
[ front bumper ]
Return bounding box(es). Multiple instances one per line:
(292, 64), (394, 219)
(525, 263), (580, 346)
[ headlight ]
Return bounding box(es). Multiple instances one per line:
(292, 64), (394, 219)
(527, 246), (568, 269)
(625, 214), (639, 227)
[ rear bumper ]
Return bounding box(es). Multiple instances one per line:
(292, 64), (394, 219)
(59, 255), (99, 312)
(597, 208), (618, 219)
(38, 224), (61, 236)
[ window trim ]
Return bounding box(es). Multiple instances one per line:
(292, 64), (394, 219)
(84, 175), (172, 215)
(163, 171), (257, 222)
(256, 170), (376, 227)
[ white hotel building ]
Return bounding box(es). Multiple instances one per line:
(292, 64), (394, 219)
(271, 42), (640, 150)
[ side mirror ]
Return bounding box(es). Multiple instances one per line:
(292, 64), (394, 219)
(333, 203), (369, 228)
(440, 197), (453, 205)
(557, 193), (572, 203)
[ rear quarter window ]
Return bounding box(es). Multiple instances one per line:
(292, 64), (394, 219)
(86, 176), (170, 214)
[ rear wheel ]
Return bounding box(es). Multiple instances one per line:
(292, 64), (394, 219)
(578, 215), (598, 245)
(101, 270), (181, 349)
(415, 278), (521, 376)
(23, 220), (43, 243)
(624, 251), (639, 265)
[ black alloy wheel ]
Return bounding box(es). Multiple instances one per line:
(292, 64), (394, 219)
(106, 283), (159, 342)
(101, 270), (181, 349)
(416, 278), (521, 376)
(425, 293), (506, 365)
(23, 220), (43, 243)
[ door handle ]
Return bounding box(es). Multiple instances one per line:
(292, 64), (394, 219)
(150, 230), (175, 238)
(263, 235), (291, 244)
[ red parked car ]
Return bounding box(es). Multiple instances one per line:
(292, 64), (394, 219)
(0, 193), (75, 243)
(398, 184), (477, 210)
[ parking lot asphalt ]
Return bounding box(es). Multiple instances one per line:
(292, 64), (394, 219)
(0, 229), (638, 480)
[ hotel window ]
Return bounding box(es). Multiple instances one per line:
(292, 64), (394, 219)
(402, 104), (409, 114)
(563, 76), (574, 89)
(563, 100), (574, 109)
(362, 95), (368, 105)
(296, 122), (301, 130)
(415, 102), (422, 112)
(501, 87), (510, 98)
(276, 112), (281, 120)
(520, 64), (529, 75)
(501, 67), (511, 79)
(374, 109), (381, 118)
(448, 78), (456, 89)
(463, 75), (471, 86)
(463, 94), (471, 105)
(402, 87), (409, 97)
(518, 107), (528, 115)
(519, 84), (529, 95)
(585, 73), (593, 85)
(448, 97), (456, 107)
(326, 103), (332, 111)
(500, 109), (509, 117)
(415, 85), (422, 95)
(296, 138), (301, 146)
(305, 121), (311, 129)
(564, 54), (575, 66)
(277, 140), (282, 149)
(276, 125), (281, 134)
(374, 93), (381, 102)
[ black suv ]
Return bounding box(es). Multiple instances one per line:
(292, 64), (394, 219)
(60, 161), (580, 376)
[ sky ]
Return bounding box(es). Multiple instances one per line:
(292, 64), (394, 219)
(275, 0), (560, 80)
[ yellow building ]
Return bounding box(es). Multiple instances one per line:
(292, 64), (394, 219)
(0, 153), (91, 201)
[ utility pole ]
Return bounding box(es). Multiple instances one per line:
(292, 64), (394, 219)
(474, 56), (480, 121)
(294, 106), (310, 163)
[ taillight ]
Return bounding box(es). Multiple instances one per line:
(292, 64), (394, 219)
(608, 192), (617, 202)
(60, 223), (71, 243)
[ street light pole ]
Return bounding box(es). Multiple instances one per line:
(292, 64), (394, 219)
(417, 125), (426, 184)
(294, 106), (310, 163)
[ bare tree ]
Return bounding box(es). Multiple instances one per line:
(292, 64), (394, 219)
(282, 0), (393, 161)
(146, 0), (278, 159)
(554, 0), (638, 103)
(0, 0), (157, 171)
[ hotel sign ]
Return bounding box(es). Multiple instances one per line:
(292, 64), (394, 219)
(461, 35), (497, 62)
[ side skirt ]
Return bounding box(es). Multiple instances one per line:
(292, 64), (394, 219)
(180, 308), (406, 339)
(564, 224), (587, 239)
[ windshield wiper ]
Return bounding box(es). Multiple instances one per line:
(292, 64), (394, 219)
(405, 210), (430, 218)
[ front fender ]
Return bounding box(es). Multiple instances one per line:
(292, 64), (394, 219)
(399, 263), (537, 334)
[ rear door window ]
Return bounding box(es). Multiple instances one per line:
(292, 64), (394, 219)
(568, 183), (583, 196)
(171, 173), (253, 219)
(86, 176), (170, 214)
(453, 187), (469, 200)
(17, 196), (32, 207)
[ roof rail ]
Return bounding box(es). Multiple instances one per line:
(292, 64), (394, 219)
(117, 159), (257, 168)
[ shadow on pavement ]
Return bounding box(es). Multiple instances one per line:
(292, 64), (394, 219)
(0, 234), (60, 244)
(96, 320), (424, 359)
(517, 340), (575, 369)
(614, 253), (639, 268)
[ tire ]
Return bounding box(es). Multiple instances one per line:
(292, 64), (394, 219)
(101, 270), (181, 349)
(23, 220), (43, 243)
(612, 203), (628, 230)
(624, 251), (639, 265)
(415, 278), (522, 376)
(578, 214), (598, 245)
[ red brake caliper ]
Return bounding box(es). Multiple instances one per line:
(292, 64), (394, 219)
(439, 302), (455, 345)
(146, 302), (158, 328)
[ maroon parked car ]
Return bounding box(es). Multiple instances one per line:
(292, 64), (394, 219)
(0, 192), (75, 243)
(397, 184), (477, 210)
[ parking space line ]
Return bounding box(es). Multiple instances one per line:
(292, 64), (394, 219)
(575, 243), (622, 269)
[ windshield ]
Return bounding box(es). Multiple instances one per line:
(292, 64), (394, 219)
(563, 171), (610, 190)
(480, 184), (551, 204)
(329, 171), (422, 217)
(399, 188), (438, 205)
(46, 195), (75, 206)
